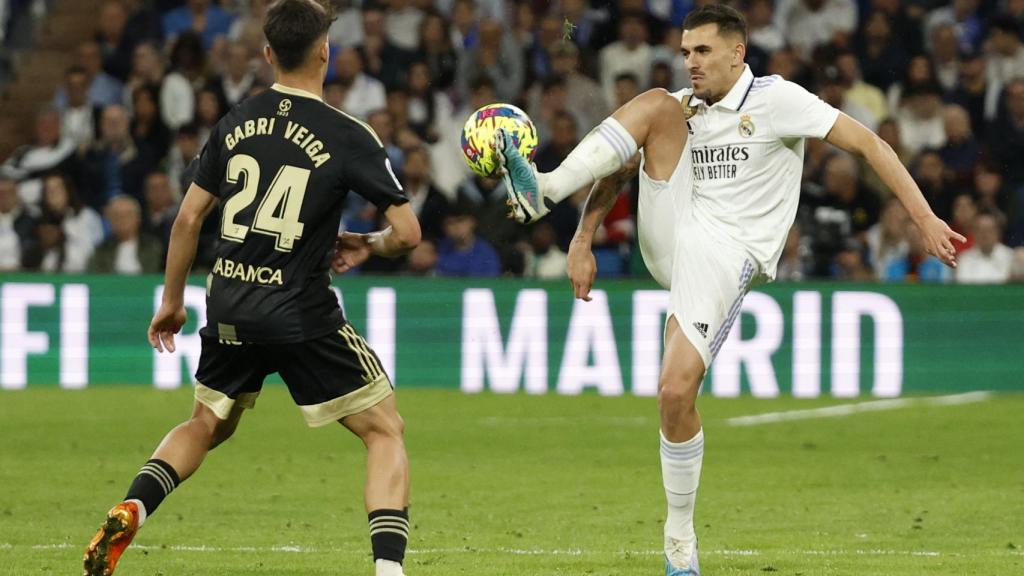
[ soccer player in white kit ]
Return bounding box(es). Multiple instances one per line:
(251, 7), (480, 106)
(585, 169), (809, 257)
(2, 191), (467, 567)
(495, 5), (964, 575)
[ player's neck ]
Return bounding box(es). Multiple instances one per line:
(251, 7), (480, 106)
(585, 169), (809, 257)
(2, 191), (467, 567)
(274, 73), (325, 101)
(706, 66), (746, 105)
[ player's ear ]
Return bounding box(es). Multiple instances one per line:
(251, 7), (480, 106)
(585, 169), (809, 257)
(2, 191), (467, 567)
(732, 41), (746, 68)
(263, 44), (273, 67)
(320, 37), (329, 65)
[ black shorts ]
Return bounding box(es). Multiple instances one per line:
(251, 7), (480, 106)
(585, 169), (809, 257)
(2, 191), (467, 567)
(193, 323), (393, 427)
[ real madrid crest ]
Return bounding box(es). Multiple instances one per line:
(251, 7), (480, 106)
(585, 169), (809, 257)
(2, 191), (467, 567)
(738, 114), (755, 138)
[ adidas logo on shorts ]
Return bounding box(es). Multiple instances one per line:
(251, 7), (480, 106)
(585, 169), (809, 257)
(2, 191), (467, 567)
(693, 322), (709, 338)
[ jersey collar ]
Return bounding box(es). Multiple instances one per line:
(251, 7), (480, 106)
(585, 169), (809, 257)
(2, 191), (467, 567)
(271, 83), (323, 102)
(689, 65), (755, 112)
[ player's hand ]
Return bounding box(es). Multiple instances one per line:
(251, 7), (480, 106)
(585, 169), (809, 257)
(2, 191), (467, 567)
(916, 214), (966, 268)
(332, 232), (373, 274)
(148, 303), (187, 353)
(567, 237), (597, 302)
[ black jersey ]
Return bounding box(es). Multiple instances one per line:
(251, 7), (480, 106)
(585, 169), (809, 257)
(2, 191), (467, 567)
(193, 84), (407, 343)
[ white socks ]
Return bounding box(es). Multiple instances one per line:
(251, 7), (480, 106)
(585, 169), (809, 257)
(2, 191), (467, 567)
(375, 559), (403, 576)
(660, 428), (704, 568)
(540, 117), (638, 203)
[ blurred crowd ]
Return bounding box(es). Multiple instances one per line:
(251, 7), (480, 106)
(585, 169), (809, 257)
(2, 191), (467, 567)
(2, 0), (1024, 283)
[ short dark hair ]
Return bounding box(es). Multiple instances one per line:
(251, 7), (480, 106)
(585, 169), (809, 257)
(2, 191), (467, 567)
(263, 0), (335, 72)
(682, 4), (747, 44)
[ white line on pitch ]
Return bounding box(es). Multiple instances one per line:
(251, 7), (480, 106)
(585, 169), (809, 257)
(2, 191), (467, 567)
(725, 392), (993, 427)
(17, 543), (1023, 557)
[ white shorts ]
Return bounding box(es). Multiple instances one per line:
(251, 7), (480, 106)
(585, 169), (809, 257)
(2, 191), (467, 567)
(637, 149), (760, 371)
(669, 216), (759, 371)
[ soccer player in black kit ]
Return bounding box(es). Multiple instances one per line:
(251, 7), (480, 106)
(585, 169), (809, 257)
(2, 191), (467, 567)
(82, 2), (420, 575)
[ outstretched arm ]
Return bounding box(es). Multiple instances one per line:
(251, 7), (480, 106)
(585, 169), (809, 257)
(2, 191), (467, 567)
(568, 155), (640, 301)
(332, 203), (421, 273)
(824, 113), (965, 267)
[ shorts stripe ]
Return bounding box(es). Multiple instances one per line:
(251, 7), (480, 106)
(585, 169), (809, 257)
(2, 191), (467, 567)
(709, 260), (755, 358)
(338, 327), (378, 381)
(341, 325), (383, 380)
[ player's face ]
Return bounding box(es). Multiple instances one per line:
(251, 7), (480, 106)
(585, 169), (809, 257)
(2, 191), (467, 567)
(681, 24), (745, 103)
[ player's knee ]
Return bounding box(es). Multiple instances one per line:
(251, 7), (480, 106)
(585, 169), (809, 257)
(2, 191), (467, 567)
(658, 385), (691, 413)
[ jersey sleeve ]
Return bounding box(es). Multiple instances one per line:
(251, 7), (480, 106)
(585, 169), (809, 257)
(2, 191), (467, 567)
(768, 80), (841, 140)
(342, 128), (408, 210)
(193, 122), (222, 195)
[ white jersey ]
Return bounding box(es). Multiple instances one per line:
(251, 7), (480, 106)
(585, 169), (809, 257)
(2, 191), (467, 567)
(676, 65), (840, 279)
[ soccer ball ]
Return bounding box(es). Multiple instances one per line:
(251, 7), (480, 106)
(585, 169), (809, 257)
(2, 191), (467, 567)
(461, 103), (538, 178)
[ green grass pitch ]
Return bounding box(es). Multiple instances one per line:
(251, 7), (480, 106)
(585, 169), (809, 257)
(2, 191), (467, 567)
(1, 387), (1022, 575)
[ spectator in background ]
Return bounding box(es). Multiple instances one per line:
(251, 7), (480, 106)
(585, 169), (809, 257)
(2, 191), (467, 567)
(524, 221), (568, 280)
(81, 104), (156, 211)
(929, 23), (961, 94)
(538, 43), (607, 135)
(1, 107), (78, 207)
(229, 0), (269, 57)
(450, 0), (480, 52)
(947, 50), (998, 143)
(883, 219), (952, 283)
(207, 41), (256, 109)
(436, 200), (501, 277)
(458, 18), (523, 103)
(939, 104), (978, 186)
(650, 61), (674, 91)
(96, 0), (133, 81)
(88, 194), (162, 274)
(913, 150), (955, 221)
(417, 9), (458, 92)
(613, 72), (642, 110)
(989, 78), (1024, 189)
(819, 65), (878, 131)
(142, 171), (177, 258)
(949, 193), (978, 253)
(164, 123), (200, 196)
(400, 146), (448, 242)
(335, 47), (386, 120)
(857, 10), (909, 92)
(122, 43), (165, 108)
(358, 4), (414, 90)
(54, 41), (123, 110)
(328, 0), (364, 50)
(162, 0), (233, 50)
(887, 55), (937, 114)
(897, 83), (947, 156)
(776, 0), (857, 61)
(162, 33), (206, 130)
(130, 85), (170, 162)
(833, 238), (875, 281)
(956, 212), (1014, 283)
(599, 12), (651, 109)
(651, 27), (690, 90)
(60, 66), (101, 152)
(535, 111), (579, 174)
(120, 0), (163, 49)
(924, 0), (985, 53)
(746, 0), (785, 54)
(525, 14), (561, 84)
(405, 60), (454, 144)
(385, 0), (425, 52)
(26, 172), (104, 273)
(194, 88), (223, 146)
(865, 198), (910, 278)
(456, 173), (526, 274)
(836, 50), (888, 127)
(821, 153), (880, 236)
(0, 175), (37, 271)
(530, 77), (576, 146)
(985, 17), (1024, 87)
(971, 162), (1010, 219)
